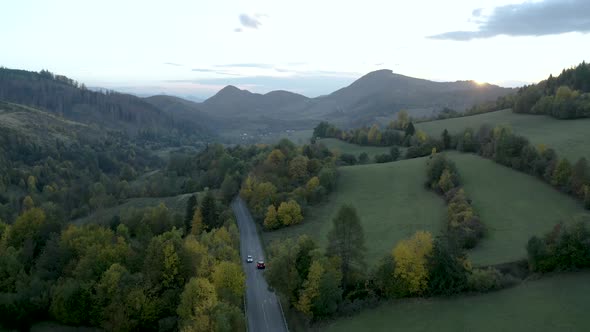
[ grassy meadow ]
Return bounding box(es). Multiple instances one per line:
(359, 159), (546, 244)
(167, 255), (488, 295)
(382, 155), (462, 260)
(324, 271), (590, 332)
(318, 138), (396, 160)
(263, 157), (446, 265)
(74, 192), (200, 225)
(417, 109), (590, 162)
(447, 152), (590, 265)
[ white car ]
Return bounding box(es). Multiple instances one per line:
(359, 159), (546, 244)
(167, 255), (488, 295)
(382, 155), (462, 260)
(246, 255), (253, 263)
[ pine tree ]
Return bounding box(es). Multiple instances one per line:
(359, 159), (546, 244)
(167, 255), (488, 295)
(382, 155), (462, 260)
(201, 191), (219, 230)
(184, 195), (197, 235)
(405, 122), (416, 137)
(326, 204), (366, 288)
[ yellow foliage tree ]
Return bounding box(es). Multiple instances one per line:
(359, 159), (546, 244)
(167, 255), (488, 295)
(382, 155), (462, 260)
(277, 200), (303, 226)
(191, 208), (204, 236)
(296, 260), (323, 317)
(306, 176), (320, 193)
(367, 124), (380, 145)
(177, 277), (218, 332)
(392, 231), (433, 296)
(397, 110), (410, 129)
(288, 156), (310, 182)
(264, 205), (280, 230)
(211, 261), (246, 306)
(183, 235), (211, 278)
(266, 149), (286, 168)
(416, 130), (428, 144)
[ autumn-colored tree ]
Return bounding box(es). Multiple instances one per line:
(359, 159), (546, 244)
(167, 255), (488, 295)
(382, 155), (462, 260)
(392, 231), (433, 296)
(191, 208), (204, 236)
(211, 261), (245, 306)
(277, 200), (303, 226)
(264, 205), (280, 230)
(265, 149), (286, 168)
(22, 195), (34, 211)
(416, 130), (428, 144)
(367, 125), (381, 145)
(289, 155), (310, 182)
(296, 260), (323, 316)
(326, 204), (366, 288)
(396, 110), (410, 129)
(6, 207), (46, 249)
(306, 176), (320, 193)
(183, 235), (212, 278)
(438, 168), (455, 193)
(177, 277), (218, 332)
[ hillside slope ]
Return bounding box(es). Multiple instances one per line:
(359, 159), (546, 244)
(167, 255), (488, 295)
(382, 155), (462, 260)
(0, 68), (211, 140)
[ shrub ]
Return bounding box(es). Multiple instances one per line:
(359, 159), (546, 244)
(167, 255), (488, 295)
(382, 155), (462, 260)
(467, 268), (502, 292)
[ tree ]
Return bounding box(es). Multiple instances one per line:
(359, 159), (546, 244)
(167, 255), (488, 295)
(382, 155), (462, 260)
(177, 277), (218, 332)
(438, 168), (456, 193)
(289, 156), (310, 182)
(191, 208), (204, 236)
(392, 231), (433, 296)
(405, 122), (416, 137)
(201, 190), (219, 230)
(263, 205), (280, 230)
(441, 129), (451, 150)
(358, 152), (370, 164)
(6, 207), (46, 249)
(22, 196), (34, 211)
(571, 158), (590, 196)
(212, 261), (245, 306)
(396, 110), (410, 129)
(265, 149), (286, 169)
(296, 260), (323, 317)
(326, 204), (366, 288)
(389, 147), (401, 161)
(277, 200), (303, 226)
(585, 185), (590, 209)
(184, 195), (197, 235)
(50, 278), (94, 325)
(367, 125), (381, 145)
(427, 238), (468, 296)
(221, 175), (239, 203)
(552, 158), (573, 189)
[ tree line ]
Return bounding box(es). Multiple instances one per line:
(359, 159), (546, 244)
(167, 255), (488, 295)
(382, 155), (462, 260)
(444, 125), (590, 210)
(426, 154), (485, 249)
(513, 62), (590, 119)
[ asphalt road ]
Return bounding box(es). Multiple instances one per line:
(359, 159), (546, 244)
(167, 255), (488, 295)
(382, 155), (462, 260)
(232, 197), (289, 332)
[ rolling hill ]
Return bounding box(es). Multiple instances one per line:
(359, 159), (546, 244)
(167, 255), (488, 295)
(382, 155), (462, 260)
(198, 70), (513, 129)
(0, 68), (212, 140)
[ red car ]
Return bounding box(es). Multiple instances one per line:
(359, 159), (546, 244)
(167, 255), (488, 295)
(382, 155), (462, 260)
(256, 260), (265, 269)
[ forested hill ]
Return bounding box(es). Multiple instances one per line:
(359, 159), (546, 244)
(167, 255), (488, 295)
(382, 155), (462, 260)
(0, 68), (212, 141)
(514, 62), (590, 118)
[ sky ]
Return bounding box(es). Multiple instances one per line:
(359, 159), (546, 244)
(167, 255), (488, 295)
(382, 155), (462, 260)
(1, 0), (590, 99)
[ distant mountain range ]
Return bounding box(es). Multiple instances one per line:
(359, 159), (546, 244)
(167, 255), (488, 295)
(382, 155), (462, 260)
(0, 67), (514, 143)
(195, 69), (513, 128)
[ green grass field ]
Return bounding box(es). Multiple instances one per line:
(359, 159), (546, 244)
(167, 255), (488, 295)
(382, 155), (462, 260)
(417, 109), (590, 162)
(263, 157), (446, 265)
(74, 192), (200, 225)
(447, 152), (590, 265)
(324, 271), (590, 332)
(318, 138), (396, 160)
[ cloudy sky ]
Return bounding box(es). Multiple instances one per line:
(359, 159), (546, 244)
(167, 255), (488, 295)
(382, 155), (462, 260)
(1, 0), (589, 99)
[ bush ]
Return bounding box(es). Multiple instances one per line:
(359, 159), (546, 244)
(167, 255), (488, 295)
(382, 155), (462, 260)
(467, 268), (502, 292)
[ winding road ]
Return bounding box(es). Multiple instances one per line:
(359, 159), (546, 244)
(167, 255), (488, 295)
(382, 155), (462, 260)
(232, 197), (289, 332)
